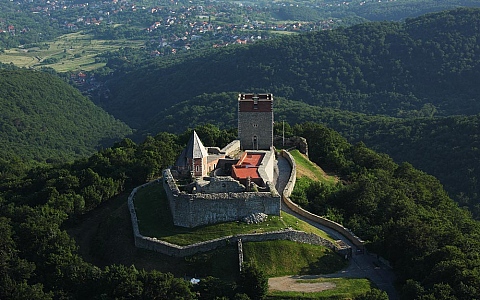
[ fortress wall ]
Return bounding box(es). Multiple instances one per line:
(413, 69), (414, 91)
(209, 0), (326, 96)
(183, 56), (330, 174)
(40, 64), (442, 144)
(170, 191), (281, 228)
(281, 150), (297, 199)
(257, 148), (276, 184)
(162, 169), (179, 218)
(163, 168), (281, 228)
(281, 150), (364, 248)
(199, 177), (246, 193)
(128, 168), (348, 257)
(127, 179), (163, 250)
(134, 228), (339, 257)
(129, 181), (347, 257)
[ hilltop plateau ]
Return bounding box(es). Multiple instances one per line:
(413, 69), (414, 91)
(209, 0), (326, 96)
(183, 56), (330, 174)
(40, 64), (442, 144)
(2, 123), (480, 299)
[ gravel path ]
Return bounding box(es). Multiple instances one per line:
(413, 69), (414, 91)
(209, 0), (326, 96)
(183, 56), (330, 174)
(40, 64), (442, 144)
(269, 275), (337, 292)
(274, 155), (398, 299)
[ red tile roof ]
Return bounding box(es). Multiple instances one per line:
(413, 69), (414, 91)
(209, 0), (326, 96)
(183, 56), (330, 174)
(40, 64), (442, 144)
(231, 152), (264, 179)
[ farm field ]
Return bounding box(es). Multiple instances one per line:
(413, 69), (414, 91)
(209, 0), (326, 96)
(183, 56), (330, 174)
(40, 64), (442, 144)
(0, 31), (144, 72)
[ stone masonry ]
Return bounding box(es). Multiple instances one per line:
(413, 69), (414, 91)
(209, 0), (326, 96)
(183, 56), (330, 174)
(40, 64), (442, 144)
(163, 169), (281, 228)
(238, 93), (274, 150)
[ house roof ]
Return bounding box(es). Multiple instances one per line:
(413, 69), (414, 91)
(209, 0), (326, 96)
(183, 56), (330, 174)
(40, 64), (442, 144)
(187, 130), (208, 159)
(231, 152), (264, 180)
(175, 130), (208, 167)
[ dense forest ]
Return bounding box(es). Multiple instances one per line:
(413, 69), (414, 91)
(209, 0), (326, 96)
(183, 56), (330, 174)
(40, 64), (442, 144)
(289, 123), (480, 300)
(1, 124), (479, 299)
(0, 69), (132, 167)
(0, 131), (195, 299)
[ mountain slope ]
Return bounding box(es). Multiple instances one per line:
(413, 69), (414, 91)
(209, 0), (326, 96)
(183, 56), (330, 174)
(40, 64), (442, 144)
(0, 69), (132, 164)
(102, 8), (480, 129)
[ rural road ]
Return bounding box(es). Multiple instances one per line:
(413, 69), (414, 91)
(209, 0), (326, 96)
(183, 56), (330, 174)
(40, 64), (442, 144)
(274, 154), (399, 299)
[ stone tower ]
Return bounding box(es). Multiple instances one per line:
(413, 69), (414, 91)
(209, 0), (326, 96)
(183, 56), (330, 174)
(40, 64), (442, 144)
(238, 93), (274, 150)
(174, 130), (208, 177)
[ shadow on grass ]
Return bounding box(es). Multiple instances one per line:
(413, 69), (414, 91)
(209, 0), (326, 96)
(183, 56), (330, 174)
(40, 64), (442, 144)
(299, 252), (348, 275)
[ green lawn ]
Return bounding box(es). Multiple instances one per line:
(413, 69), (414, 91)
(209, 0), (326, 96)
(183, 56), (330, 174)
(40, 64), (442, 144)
(132, 182), (376, 298)
(243, 240), (347, 277)
(133, 181), (337, 246)
(290, 149), (337, 184)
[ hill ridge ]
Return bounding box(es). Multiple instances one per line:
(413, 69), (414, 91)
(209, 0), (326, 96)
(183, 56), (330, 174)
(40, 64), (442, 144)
(0, 69), (132, 164)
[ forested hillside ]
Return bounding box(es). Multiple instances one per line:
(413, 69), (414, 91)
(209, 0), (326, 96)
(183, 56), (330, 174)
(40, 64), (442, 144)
(290, 123), (480, 300)
(1, 124), (479, 299)
(101, 8), (480, 128)
(0, 69), (132, 166)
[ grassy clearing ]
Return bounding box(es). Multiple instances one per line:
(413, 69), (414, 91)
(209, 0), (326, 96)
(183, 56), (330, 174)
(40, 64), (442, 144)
(133, 182), (338, 245)
(0, 31), (144, 72)
(267, 278), (371, 299)
(243, 240), (347, 277)
(290, 149), (337, 184)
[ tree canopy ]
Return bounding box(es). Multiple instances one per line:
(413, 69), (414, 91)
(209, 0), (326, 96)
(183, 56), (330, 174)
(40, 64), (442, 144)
(0, 69), (132, 165)
(290, 122), (480, 299)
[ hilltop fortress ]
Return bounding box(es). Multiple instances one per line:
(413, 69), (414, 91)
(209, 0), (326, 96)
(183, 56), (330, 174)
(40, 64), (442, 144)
(163, 93), (281, 228)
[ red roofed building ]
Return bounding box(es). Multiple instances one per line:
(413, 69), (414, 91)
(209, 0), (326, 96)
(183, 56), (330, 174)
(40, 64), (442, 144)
(231, 152), (264, 186)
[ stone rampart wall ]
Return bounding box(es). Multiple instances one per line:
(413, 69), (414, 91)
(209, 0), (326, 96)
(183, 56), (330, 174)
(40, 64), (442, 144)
(198, 177), (246, 193)
(127, 179), (162, 252)
(135, 226), (339, 258)
(162, 169), (178, 217)
(238, 239), (244, 271)
(280, 150), (364, 248)
(163, 169), (281, 228)
(128, 177), (346, 257)
(257, 148), (276, 184)
(128, 151), (360, 258)
(280, 150), (297, 199)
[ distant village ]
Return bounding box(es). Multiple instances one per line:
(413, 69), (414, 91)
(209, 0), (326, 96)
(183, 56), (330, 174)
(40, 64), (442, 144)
(2, 0), (344, 51)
